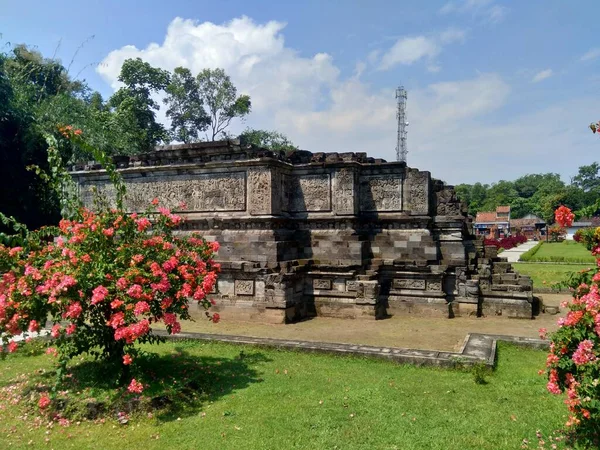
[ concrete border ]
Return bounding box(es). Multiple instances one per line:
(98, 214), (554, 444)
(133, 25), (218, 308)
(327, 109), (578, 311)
(158, 331), (549, 369)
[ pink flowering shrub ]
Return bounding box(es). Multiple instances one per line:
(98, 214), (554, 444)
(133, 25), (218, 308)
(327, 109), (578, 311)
(544, 206), (600, 446)
(0, 203), (220, 388)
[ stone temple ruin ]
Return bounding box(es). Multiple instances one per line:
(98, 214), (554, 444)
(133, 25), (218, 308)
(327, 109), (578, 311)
(71, 140), (534, 323)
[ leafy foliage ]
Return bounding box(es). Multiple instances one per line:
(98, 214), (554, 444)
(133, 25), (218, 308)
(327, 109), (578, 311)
(196, 68), (251, 140)
(456, 170), (600, 222)
(239, 128), (298, 151)
(543, 206), (600, 447)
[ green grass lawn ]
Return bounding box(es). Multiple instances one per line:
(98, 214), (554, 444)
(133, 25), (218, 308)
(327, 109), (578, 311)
(513, 262), (593, 288)
(0, 340), (566, 450)
(521, 241), (596, 263)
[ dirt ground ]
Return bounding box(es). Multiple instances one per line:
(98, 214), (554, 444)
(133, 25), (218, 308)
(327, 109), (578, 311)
(181, 293), (570, 353)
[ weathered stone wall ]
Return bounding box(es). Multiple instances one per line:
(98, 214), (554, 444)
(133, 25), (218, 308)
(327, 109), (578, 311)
(71, 140), (533, 323)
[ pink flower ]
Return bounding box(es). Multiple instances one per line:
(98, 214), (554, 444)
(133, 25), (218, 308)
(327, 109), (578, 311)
(564, 310), (584, 327)
(116, 277), (129, 290)
(8, 247), (23, 257)
(127, 284), (143, 299)
(135, 217), (151, 232)
(151, 198), (159, 206)
(38, 394), (51, 409)
(127, 379), (144, 394)
(131, 254), (144, 264)
(91, 285), (109, 305)
(110, 299), (124, 309)
(107, 312), (126, 329)
(66, 324), (77, 335)
(7, 341), (18, 353)
(64, 302), (82, 320)
(102, 227), (115, 237)
(134, 301), (150, 316)
(28, 320), (39, 333)
(211, 313), (220, 324)
(210, 241), (220, 253)
(46, 347), (58, 357)
(123, 354), (133, 365)
(572, 339), (596, 365)
(51, 324), (61, 338)
(538, 328), (547, 339)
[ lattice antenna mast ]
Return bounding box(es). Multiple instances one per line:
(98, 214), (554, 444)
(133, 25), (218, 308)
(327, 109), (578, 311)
(395, 86), (408, 163)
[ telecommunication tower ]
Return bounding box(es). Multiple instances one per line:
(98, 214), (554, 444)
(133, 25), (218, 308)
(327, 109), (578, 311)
(395, 86), (408, 163)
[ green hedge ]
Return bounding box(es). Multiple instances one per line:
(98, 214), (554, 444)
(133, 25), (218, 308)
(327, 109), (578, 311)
(518, 242), (543, 262)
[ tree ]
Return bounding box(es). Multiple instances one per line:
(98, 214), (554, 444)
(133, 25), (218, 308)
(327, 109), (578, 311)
(108, 58), (171, 152)
(196, 68), (251, 140)
(572, 162), (600, 193)
(239, 128), (298, 151)
(164, 67), (210, 143)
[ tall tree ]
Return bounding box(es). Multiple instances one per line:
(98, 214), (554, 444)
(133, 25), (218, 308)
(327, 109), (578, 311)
(572, 162), (600, 193)
(108, 58), (171, 153)
(164, 67), (210, 143)
(196, 68), (251, 140)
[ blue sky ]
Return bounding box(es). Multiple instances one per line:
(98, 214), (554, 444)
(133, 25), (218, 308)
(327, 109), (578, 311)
(2, 0), (599, 184)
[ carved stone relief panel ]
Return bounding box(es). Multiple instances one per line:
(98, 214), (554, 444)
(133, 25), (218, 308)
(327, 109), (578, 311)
(333, 168), (355, 215)
(80, 172), (247, 213)
(235, 280), (255, 296)
(313, 279), (332, 290)
(393, 279), (426, 290)
(359, 175), (403, 212)
(404, 170), (429, 214)
(285, 174), (331, 212)
(248, 168), (271, 215)
(426, 280), (442, 291)
(346, 280), (358, 292)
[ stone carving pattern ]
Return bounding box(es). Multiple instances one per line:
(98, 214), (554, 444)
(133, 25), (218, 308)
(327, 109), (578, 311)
(436, 187), (462, 216)
(360, 175), (402, 212)
(426, 280), (442, 291)
(235, 280), (255, 296)
(407, 171), (429, 214)
(80, 173), (246, 213)
(286, 174), (331, 212)
(394, 279), (425, 290)
(313, 279), (332, 290)
(334, 169), (355, 214)
(248, 168), (271, 215)
(346, 280), (358, 292)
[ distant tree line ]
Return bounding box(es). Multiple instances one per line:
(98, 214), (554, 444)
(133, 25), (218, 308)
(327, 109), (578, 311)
(455, 163), (600, 223)
(0, 44), (297, 229)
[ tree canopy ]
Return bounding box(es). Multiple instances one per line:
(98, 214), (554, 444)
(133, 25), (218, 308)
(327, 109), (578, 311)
(455, 167), (600, 223)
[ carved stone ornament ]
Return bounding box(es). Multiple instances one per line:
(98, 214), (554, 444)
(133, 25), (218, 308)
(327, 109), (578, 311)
(393, 279), (426, 290)
(313, 279), (332, 290)
(346, 280), (358, 292)
(235, 280), (255, 296)
(360, 175), (403, 212)
(286, 174), (331, 212)
(248, 168), (271, 215)
(334, 169), (355, 214)
(81, 172), (247, 213)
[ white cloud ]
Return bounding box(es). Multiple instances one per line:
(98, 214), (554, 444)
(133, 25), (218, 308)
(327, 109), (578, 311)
(581, 48), (600, 62)
(98, 16), (597, 185)
(379, 36), (440, 69)
(531, 69), (553, 83)
(439, 0), (508, 24)
(377, 28), (467, 71)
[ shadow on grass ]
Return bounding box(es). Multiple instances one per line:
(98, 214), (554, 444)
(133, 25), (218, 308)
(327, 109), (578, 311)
(36, 342), (271, 422)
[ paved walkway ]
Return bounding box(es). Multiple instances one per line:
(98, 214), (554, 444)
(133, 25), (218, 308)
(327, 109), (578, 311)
(501, 239), (539, 262)
(162, 330), (548, 368)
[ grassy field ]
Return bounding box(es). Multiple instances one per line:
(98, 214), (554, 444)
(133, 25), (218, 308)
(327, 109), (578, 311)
(0, 340), (566, 450)
(513, 262), (593, 288)
(520, 240), (596, 263)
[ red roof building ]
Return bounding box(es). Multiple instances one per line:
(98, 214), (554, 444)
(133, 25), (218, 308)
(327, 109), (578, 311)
(474, 206), (511, 238)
